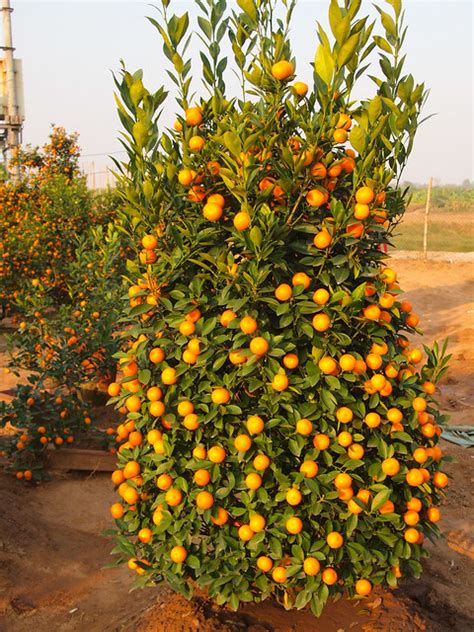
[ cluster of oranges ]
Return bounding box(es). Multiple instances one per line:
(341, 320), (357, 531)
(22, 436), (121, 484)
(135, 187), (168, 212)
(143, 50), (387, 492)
(109, 0), (447, 612)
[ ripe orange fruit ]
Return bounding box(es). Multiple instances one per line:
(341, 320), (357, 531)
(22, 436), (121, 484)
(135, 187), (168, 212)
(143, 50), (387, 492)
(125, 395), (141, 413)
(348, 443), (364, 460)
(196, 490), (214, 509)
(433, 471), (448, 488)
(165, 488), (183, 506)
(149, 347), (165, 364)
(210, 507), (229, 525)
(253, 454), (270, 471)
(382, 458), (400, 476)
(149, 401), (165, 417)
(170, 545), (187, 563)
(336, 406), (353, 423)
(257, 556), (273, 572)
(413, 447), (428, 464)
(355, 186), (375, 204)
(249, 514), (266, 532)
(313, 433), (330, 450)
(250, 336), (269, 356)
(406, 469), (424, 487)
(326, 531), (343, 549)
(208, 445), (226, 463)
(178, 169), (194, 185)
(334, 473), (352, 489)
(338, 431), (353, 447)
(108, 382), (121, 397)
(426, 507), (441, 522)
(407, 497), (423, 512)
(272, 566), (287, 583)
(192, 445), (206, 461)
(300, 460), (318, 478)
(312, 313), (331, 332)
(157, 473), (173, 490)
(211, 387), (230, 405)
(306, 189), (328, 207)
(161, 367), (177, 385)
(110, 503), (124, 519)
(177, 400), (194, 416)
(296, 418), (313, 435)
(271, 60), (294, 80)
(193, 469), (211, 486)
(292, 272), (311, 289)
(275, 284), (293, 301)
(286, 516), (303, 534)
(189, 135), (205, 152)
(303, 557), (320, 576)
(233, 211), (251, 230)
(404, 528), (420, 543)
(313, 229), (332, 249)
(286, 487), (302, 506)
(185, 107), (202, 126)
(312, 288), (330, 305)
(138, 528), (152, 543)
(364, 412), (381, 429)
(240, 316), (258, 334)
(404, 510), (420, 526)
(355, 579), (372, 596)
(271, 373), (289, 391)
(354, 202), (370, 219)
(366, 353), (383, 370)
(180, 320), (196, 337)
(203, 202), (223, 222)
(363, 304), (381, 321)
(318, 356), (337, 374)
(322, 568), (338, 585)
(247, 415), (264, 434)
(339, 354), (356, 371)
(220, 309), (237, 327)
(283, 353), (299, 369)
(412, 397), (427, 412)
(293, 81), (308, 96)
(124, 461), (141, 479)
(245, 472), (262, 490)
(234, 434), (252, 452)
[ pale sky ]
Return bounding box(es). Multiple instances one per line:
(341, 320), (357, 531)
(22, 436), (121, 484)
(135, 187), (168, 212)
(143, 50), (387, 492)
(8, 1), (474, 186)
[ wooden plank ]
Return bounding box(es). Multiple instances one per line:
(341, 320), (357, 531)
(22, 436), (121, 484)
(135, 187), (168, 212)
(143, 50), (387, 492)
(47, 447), (116, 472)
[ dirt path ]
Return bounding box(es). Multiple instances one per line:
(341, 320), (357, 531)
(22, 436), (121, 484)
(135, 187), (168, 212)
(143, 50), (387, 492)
(0, 257), (473, 632)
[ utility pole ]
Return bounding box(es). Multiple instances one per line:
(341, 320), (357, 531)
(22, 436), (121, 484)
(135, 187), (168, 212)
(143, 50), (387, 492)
(1, 0), (22, 179)
(422, 177), (432, 261)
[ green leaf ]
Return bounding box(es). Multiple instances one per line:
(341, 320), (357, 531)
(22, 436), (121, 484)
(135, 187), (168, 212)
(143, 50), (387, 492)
(250, 226), (262, 247)
(349, 126), (367, 153)
(223, 131), (242, 158)
(315, 44), (335, 86)
(138, 369), (151, 385)
(237, 0), (257, 22)
(371, 488), (391, 512)
(337, 33), (360, 66)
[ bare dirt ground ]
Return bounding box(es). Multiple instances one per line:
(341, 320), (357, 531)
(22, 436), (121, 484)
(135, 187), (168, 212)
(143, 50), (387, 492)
(0, 256), (473, 632)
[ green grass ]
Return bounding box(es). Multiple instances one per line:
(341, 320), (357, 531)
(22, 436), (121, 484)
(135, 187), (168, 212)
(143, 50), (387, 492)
(392, 214), (474, 252)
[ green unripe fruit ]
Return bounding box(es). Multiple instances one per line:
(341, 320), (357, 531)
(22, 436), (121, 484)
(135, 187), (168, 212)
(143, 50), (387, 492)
(132, 121), (149, 149)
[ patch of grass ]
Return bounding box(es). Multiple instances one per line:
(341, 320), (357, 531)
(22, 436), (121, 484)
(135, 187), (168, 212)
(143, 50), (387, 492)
(392, 214), (474, 252)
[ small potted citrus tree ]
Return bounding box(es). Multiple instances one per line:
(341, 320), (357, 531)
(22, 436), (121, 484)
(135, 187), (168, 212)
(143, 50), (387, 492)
(108, 0), (449, 615)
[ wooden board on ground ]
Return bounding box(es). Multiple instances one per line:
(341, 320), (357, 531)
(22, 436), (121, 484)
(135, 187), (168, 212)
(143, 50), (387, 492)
(47, 447), (116, 472)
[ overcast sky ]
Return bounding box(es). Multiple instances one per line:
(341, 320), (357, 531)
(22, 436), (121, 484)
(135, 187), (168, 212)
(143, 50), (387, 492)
(8, 1), (474, 186)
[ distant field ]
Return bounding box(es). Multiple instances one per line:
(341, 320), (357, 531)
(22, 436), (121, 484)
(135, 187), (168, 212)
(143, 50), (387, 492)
(389, 186), (473, 252)
(392, 206), (473, 252)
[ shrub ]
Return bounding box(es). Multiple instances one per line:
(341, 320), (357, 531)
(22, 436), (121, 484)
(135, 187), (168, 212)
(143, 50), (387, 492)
(108, 0), (450, 615)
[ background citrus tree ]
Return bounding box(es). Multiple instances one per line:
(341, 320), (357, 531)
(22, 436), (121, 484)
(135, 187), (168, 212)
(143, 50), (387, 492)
(108, 0), (450, 615)
(0, 128), (129, 479)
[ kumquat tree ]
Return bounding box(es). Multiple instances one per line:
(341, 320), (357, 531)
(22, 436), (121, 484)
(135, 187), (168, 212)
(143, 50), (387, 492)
(108, 0), (450, 615)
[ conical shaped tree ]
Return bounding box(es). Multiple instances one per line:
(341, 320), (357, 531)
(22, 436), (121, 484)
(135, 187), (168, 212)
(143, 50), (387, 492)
(109, 0), (449, 615)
